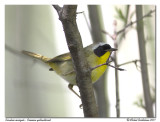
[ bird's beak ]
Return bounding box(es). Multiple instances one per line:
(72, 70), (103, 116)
(105, 48), (117, 52)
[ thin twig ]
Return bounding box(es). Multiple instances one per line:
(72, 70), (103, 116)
(118, 59), (151, 72)
(107, 63), (126, 71)
(101, 30), (115, 40)
(83, 11), (91, 34)
(116, 9), (155, 35)
(91, 61), (125, 71)
(118, 59), (140, 67)
(76, 11), (84, 14)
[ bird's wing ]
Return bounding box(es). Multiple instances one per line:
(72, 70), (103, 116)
(47, 53), (71, 63)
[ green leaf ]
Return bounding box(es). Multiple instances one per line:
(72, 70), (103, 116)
(115, 7), (126, 22)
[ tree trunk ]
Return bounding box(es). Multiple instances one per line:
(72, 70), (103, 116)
(53, 5), (98, 117)
(136, 5), (154, 117)
(88, 5), (109, 117)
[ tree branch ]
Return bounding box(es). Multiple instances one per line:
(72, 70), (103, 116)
(53, 5), (98, 117)
(118, 59), (141, 71)
(102, 9), (155, 39)
(53, 5), (62, 16)
(118, 59), (140, 67)
(117, 9), (155, 35)
(91, 61), (125, 71)
(114, 44), (120, 118)
(136, 5), (154, 117)
(111, 20), (121, 117)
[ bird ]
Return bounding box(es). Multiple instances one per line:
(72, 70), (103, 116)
(22, 42), (117, 98)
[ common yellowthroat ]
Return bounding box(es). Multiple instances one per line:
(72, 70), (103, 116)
(22, 42), (117, 98)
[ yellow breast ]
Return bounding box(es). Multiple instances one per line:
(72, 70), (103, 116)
(89, 51), (111, 83)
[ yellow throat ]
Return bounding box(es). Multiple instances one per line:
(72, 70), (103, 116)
(90, 51), (111, 83)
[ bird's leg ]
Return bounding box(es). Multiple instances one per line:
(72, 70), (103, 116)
(68, 84), (83, 109)
(68, 84), (81, 99)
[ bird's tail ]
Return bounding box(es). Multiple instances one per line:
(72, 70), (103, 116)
(22, 50), (50, 62)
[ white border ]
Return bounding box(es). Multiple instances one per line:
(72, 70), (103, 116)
(2, 0), (159, 5)
(1, 1), (159, 121)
